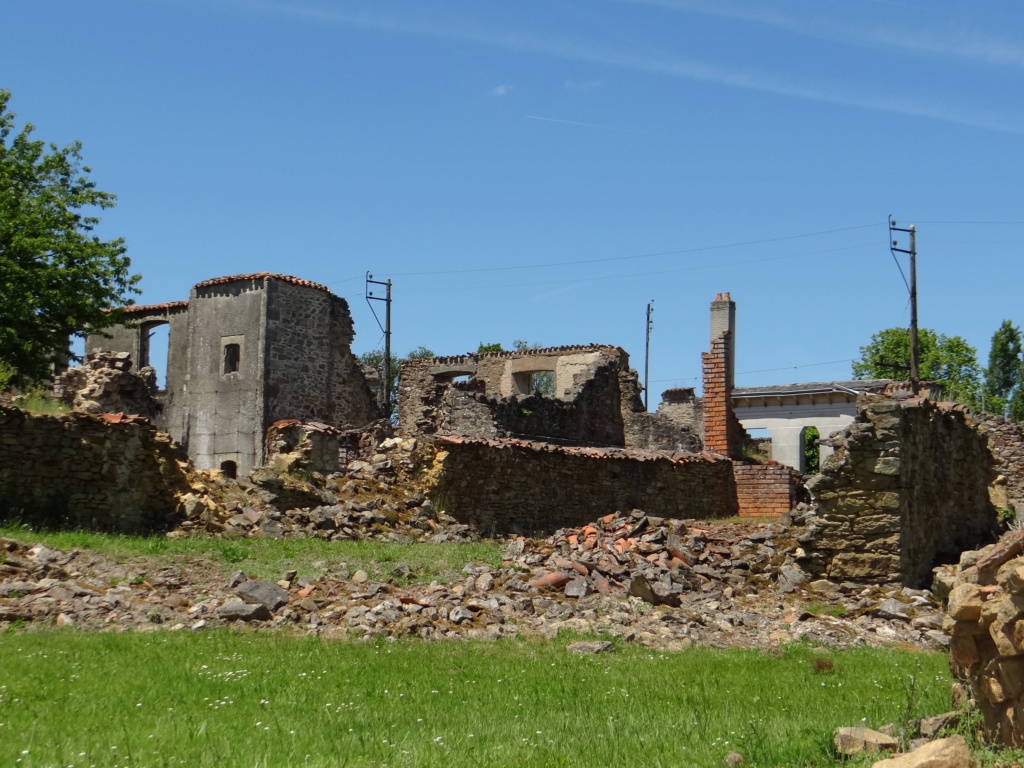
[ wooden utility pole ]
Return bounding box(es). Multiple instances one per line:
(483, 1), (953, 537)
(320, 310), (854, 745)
(644, 300), (654, 410)
(365, 272), (393, 418)
(889, 218), (919, 394)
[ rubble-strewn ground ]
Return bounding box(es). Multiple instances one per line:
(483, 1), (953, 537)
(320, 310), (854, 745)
(0, 506), (946, 651)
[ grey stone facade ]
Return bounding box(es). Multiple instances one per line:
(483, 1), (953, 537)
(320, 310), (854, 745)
(87, 273), (380, 475)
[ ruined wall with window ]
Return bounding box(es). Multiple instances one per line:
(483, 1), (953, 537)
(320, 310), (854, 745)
(398, 344), (702, 450)
(85, 273), (380, 476)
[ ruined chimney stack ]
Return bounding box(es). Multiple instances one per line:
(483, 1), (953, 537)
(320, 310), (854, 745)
(709, 291), (735, 389)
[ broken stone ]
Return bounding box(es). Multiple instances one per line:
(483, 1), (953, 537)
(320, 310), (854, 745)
(833, 727), (899, 756)
(869, 735), (972, 768)
(235, 580), (289, 612)
(567, 640), (613, 654)
(216, 601), (272, 622)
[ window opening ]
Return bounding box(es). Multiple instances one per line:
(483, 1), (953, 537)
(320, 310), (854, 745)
(223, 343), (241, 374)
(220, 460), (238, 479)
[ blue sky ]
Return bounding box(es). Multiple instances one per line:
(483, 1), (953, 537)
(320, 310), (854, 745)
(4, 0), (1024, 402)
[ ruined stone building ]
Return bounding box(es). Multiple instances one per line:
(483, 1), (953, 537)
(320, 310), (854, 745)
(86, 273), (380, 476)
(401, 293), (800, 529)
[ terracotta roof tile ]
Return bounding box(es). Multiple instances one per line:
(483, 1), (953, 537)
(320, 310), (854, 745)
(192, 272), (333, 295)
(115, 300), (190, 315)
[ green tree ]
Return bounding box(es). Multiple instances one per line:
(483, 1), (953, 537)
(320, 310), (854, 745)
(984, 320), (1023, 417)
(802, 426), (820, 474)
(0, 90), (139, 382)
(852, 327), (982, 405)
(358, 345), (434, 417)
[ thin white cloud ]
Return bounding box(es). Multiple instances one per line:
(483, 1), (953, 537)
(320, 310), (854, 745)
(616, 0), (1024, 70)
(201, 0), (1024, 135)
(491, 84), (511, 97)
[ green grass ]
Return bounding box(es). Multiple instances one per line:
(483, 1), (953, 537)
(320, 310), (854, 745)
(0, 525), (504, 583)
(0, 631), (952, 767)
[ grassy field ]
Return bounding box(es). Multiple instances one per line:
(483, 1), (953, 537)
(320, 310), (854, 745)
(0, 630), (953, 768)
(0, 524), (505, 584)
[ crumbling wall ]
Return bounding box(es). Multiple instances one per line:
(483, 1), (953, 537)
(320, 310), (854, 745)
(973, 413), (1024, 517)
(624, 388), (704, 453)
(804, 396), (998, 586)
(425, 436), (737, 535)
(938, 531), (1024, 748)
(0, 408), (192, 533)
(53, 351), (161, 420)
(264, 279), (380, 427)
(399, 346), (641, 446)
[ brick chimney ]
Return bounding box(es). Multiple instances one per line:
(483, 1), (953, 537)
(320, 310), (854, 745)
(702, 292), (743, 458)
(709, 291), (735, 388)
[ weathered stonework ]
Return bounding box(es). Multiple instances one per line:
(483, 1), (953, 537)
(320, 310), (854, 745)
(937, 530), (1024, 748)
(86, 273), (380, 475)
(804, 396), (999, 586)
(53, 351), (161, 420)
(0, 408), (193, 533)
(424, 435), (737, 535)
(972, 413), (1024, 517)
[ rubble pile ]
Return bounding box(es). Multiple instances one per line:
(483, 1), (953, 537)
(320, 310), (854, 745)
(52, 351), (161, 420)
(937, 527), (1024, 747)
(173, 437), (476, 544)
(1, 509), (946, 651)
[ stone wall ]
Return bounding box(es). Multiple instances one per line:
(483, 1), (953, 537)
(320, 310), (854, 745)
(973, 413), (1024, 517)
(0, 408), (193, 533)
(264, 279), (380, 428)
(939, 530), (1024, 748)
(399, 346), (641, 446)
(804, 396), (999, 586)
(424, 436), (737, 535)
(399, 345), (703, 452)
(733, 463), (799, 517)
(53, 351), (161, 420)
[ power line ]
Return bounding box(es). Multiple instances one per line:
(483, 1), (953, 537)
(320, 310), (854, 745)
(397, 241), (877, 294)
(649, 358), (854, 385)
(383, 222), (882, 277)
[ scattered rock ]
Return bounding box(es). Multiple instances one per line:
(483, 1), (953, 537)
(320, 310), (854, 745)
(869, 735), (974, 768)
(567, 641), (613, 655)
(235, 580), (289, 612)
(834, 727), (899, 756)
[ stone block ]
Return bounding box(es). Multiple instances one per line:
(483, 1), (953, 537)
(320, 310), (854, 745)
(869, 735), (972, 768)
(947, 583), (984, 622)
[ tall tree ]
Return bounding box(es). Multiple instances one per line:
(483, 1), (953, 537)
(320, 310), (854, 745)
(852, 327), (982, 405)
(985, 320), (1023, 417)
(0, 90), (139, 382)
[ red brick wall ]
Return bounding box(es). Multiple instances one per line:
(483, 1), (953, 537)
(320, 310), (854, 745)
(733, 462), (798, 517)
(701, 330), (745, 458)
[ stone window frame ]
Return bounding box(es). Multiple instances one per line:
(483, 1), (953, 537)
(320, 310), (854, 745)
(221, 335), (244, 376)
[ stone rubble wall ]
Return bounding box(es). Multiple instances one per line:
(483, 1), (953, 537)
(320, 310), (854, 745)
(264, 279), (380, 427)
(53, 351), (161, 420)
(0, 408), (194, 534)
(805, 396), (999, 587)
(939, 530), (1024, 748)
(424, 436), (737, 535)
(972, 413), (1024, 517)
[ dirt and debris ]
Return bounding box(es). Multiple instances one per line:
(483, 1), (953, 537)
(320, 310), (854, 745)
(0, 504), (945, 651)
